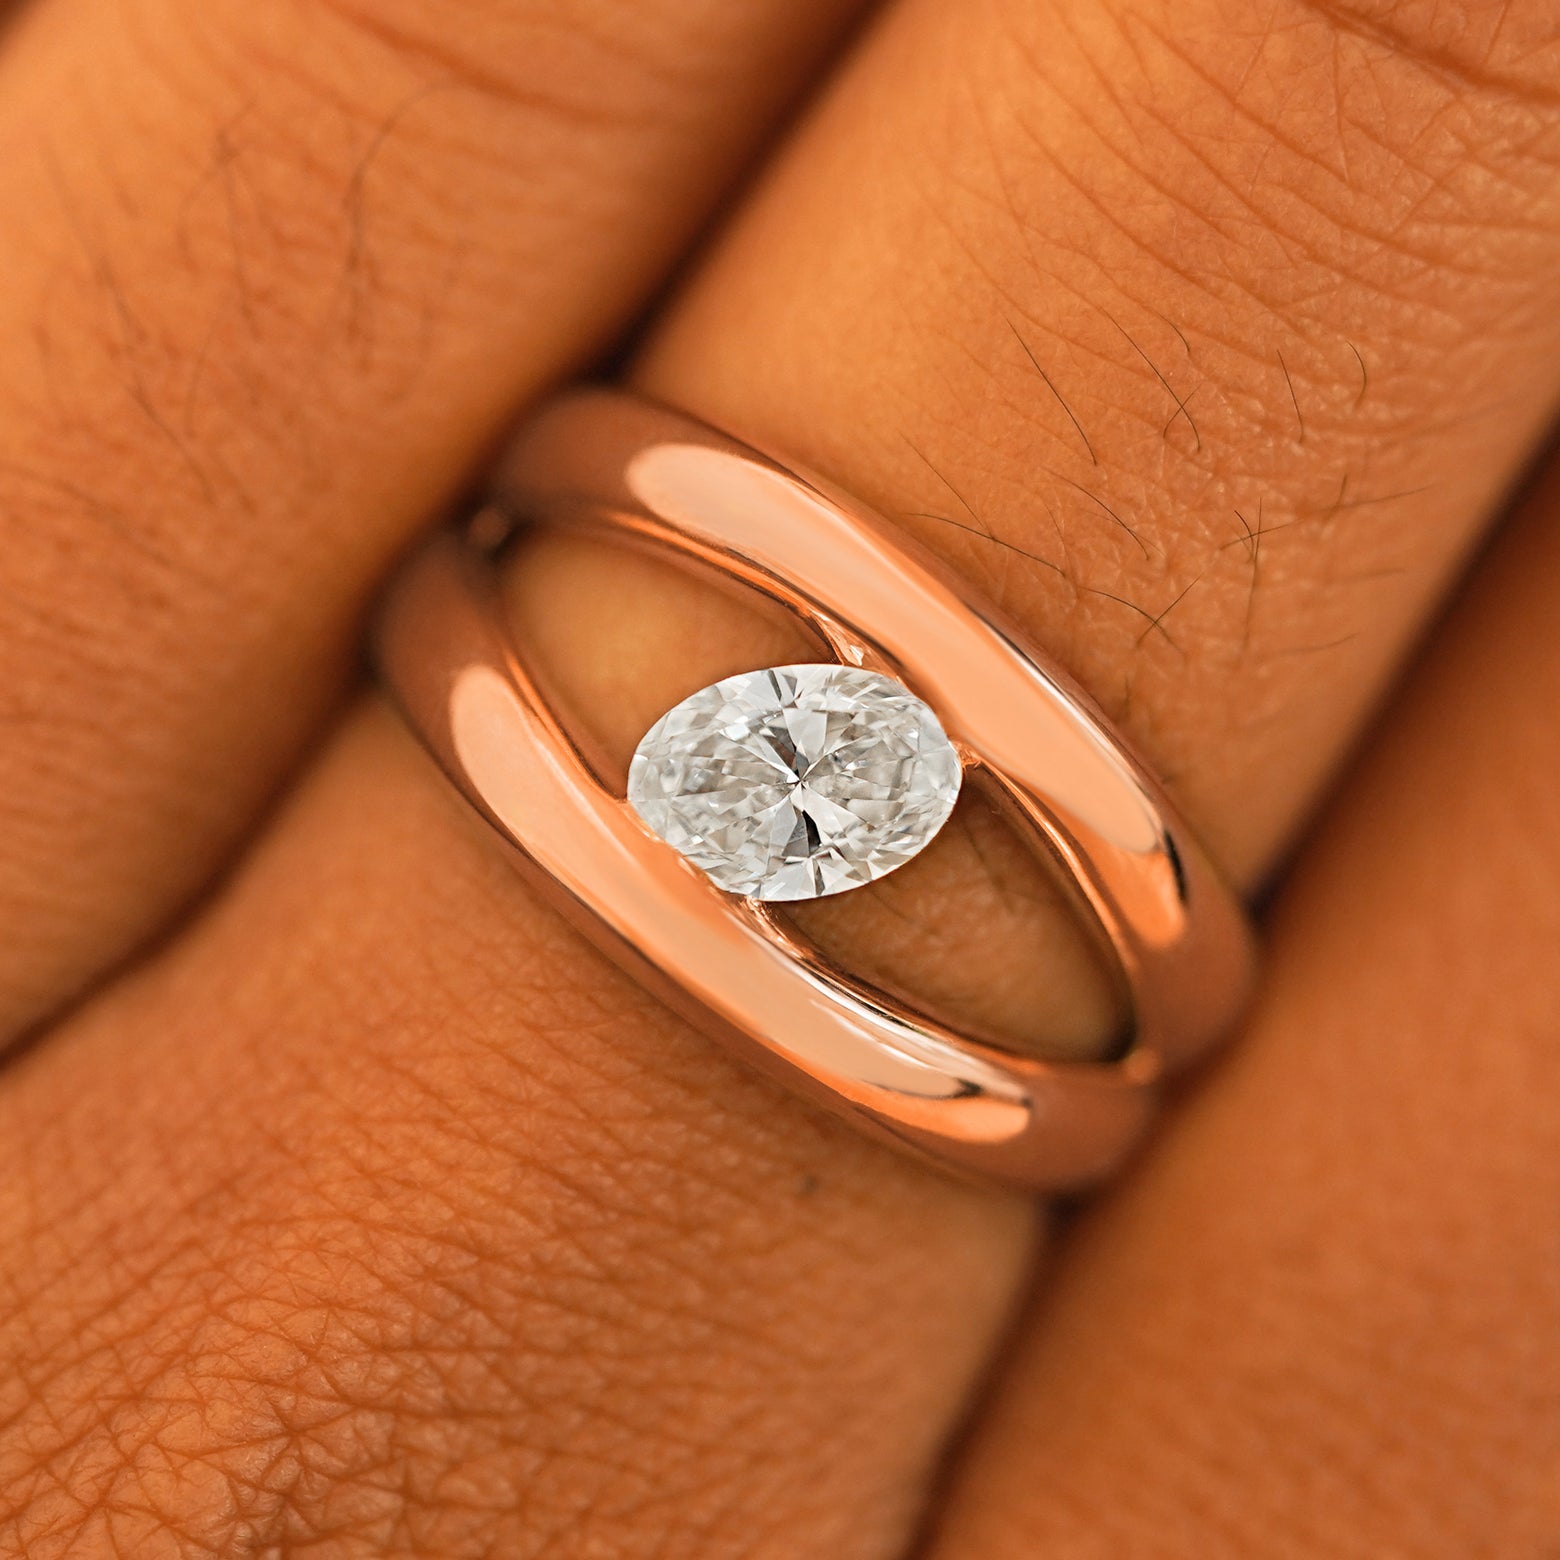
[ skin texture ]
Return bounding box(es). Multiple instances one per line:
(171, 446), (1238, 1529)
(925, 448), (1560, 1560)
(0, 0), (869, 1038)
(0, 0), (1554, 1555)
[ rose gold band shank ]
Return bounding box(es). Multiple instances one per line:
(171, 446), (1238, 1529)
(375, 389), (1256, 1191)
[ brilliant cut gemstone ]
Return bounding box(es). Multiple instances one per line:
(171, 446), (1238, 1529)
(626, 663), (962, 901)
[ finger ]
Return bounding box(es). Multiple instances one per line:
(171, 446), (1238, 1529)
(920, 434), (1560, 1560)
(611, 0), (1560, 1053)
(0, 0), (868, 1038)
(7, 0), (1560, 1556)
(0, 705), (1037, 1558)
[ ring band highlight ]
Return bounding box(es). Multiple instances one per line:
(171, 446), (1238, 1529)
(375, 389), (1256, 1190)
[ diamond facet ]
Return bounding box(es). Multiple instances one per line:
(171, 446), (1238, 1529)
(626, 664), (962, 901)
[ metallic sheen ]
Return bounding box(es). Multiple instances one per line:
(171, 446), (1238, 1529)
(375, 389), (1257, 1191)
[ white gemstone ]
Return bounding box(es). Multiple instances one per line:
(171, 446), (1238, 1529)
(627, 663), (962, 901)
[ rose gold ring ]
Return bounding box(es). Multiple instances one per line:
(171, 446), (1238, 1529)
(375, 388), (1256, 1191)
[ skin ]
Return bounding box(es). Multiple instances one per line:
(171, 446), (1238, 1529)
(0, 0), (1554, 1554)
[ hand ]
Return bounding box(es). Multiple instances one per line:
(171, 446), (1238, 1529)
(0, 0), (1554, 1553)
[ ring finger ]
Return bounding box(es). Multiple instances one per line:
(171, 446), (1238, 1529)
(4, 0), (1560, 1555)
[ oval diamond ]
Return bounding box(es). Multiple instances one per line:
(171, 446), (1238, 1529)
(626, 664), (962, 901)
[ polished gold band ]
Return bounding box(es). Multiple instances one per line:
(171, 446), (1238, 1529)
(375, 389), (1256, 1189)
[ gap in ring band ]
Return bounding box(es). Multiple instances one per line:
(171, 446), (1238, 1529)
(476, 495), (1134, 1067)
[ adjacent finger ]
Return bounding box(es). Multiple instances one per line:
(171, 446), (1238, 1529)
(920, 430), (1560, 1560)
(0, 702), (1037, 1558)
(0, 0), (868, 1038)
